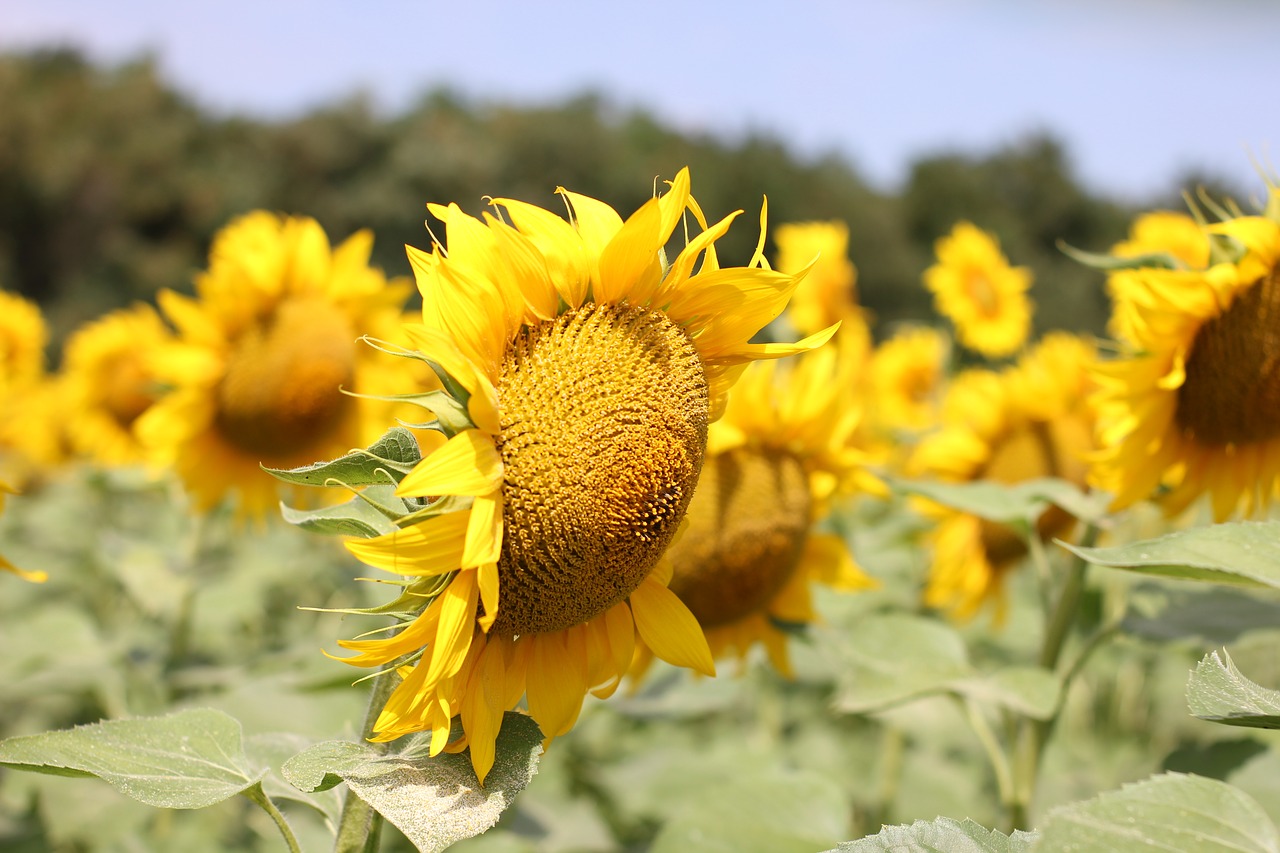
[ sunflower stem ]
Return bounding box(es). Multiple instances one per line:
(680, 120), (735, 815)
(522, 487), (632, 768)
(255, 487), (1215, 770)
(1007, 522), (1100, 830)
(333, 669), (400, 853)
(244, 783), (303, 853)
(957, 695), (1015, 818)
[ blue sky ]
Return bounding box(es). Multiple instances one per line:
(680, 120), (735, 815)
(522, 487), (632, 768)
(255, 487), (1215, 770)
(4, 0), (1276, 201)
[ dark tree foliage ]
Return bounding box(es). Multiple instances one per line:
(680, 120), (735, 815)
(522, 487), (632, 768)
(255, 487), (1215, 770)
(0, 49), (1171, 353)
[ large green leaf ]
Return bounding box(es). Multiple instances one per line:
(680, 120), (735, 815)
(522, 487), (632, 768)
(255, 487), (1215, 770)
(823, 817), (1036, 852)
(648, 768), (849, 853)
(889, 476), (1109, 526)
(1122, 585), (1280, 645)
(1035, 772), (1280, 852)
(0, 708), (262, 809)
(830, 616), (1059, 718)
(283, 712), (543, 853)
(1188, 650), (1280, 729)
(1062, 521), (1280, 589)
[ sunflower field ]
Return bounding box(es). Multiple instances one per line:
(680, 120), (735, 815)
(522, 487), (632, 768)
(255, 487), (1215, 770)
(6, 50), (1280, 853)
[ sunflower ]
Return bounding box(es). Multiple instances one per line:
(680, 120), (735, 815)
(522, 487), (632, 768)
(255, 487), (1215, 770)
(774, 220), (870, 345)
(924, 222), (1032, 359)
(1089, 188), (1280, 520)
(61, 302), (174, 466)
(1104, 210), (1211, 344)
(333, 168), (835, 782)
(867, 325), (950, 436)
(0, 289), (66, 486)
(135, 211), (412, 518)
(909, 333), (1098, 618)
(634, 336), (877, 677)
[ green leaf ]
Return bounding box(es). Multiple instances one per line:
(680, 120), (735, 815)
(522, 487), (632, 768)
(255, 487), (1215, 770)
(283, 712), (543, 852)
(951, 667), (1061, 721)
(264, 426), (422, 487)
(831, 615), (972, 714)
(280, 490), (400, 537)
(889, 476), (1109, 527)
(244, 732), (345, 825)
(1122, 585), (1280, 646)
(1062, 521), (1280, 589)
(1162, 738), (1269, 781)
(0, 708), (263, 809)
(824, 817), (1036, 852)
(1036, 772), (1280, 852)
(649, 768), (849, 853)
(1188, 650), (1280, 729)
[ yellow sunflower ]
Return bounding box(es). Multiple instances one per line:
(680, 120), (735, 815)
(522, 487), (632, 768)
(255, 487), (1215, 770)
(774, 220), (870, 346)
(1089, 188), (1280, 520)
(1, 480), (46, 583)
(334, 168), (835, 782)
(135, 211), (412, 518)
(867, 325), (950, 436)
(635, 336), (877, 677)
(1105, 211), (1212, 344)
(923, 222), (1032, 358)
(0, 289), (66, 486)
(61, 302), (174, 466)
(909, 333), (1098, 618)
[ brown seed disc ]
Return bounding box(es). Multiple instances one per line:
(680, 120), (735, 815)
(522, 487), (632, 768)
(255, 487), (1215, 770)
(214, 296), (356, 457)
(493, 302), (709, 635)
(665, 447), (812, 629)
(1176, 265), (1280, 447)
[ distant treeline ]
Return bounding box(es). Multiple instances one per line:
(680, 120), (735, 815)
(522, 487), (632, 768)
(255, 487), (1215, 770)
(0, 49), (1233, 350)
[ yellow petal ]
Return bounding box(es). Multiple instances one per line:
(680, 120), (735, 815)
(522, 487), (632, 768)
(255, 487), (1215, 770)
(396, 429), (503, 497)
(476, 561), (500, 633)
(629, 576), (715, 676)
(344, 509), (469, 577)
(492, 196), (590, 309)
(525, 631), (588, 738)
(805, 533), (879, 592)
(422, 571), (479, 688)
(596, 195), (664, 304)
(461, 492), (504, 567)
(402, 323), (501, 434)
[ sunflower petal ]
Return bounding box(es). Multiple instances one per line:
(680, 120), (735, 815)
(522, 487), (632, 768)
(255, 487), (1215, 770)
(396, 429), (503, 497)
(630, 576), (715, 676)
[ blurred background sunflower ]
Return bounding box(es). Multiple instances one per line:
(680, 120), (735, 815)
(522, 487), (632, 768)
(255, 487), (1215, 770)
(135, 211), (412, 518)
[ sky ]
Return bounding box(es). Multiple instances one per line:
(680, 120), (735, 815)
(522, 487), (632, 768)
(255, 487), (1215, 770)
(4, 0), (1277, 202)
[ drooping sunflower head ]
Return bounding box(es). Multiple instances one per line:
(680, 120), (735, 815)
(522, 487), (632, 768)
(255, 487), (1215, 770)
(61, 303), (174, 467)
(910, 333), (1098, 619)
(924, 222), (1033, 359)
(646, 337), (877, 676)
(136, 211), (412, 518)
(1089, 185), (1280, 520)
(327, 168), (836, 781)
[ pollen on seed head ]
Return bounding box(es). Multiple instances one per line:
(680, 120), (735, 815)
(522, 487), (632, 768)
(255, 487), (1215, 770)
(492, 302), (709, 635)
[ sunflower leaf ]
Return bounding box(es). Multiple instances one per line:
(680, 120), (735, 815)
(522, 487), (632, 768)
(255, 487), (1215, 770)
(829, 615), (972, 713)
(263, 427), (422, 487)
(0, 708), (263, 809)
(888, 476), (1109, 526)
(1034, 772), (1280, 852)
(280, 492), (399, 537)
(1061, 521), (1280, 590)
(282, 712), (543, 853)
(822, 817), (1036, 852)
(1187, 650), (1280, 729)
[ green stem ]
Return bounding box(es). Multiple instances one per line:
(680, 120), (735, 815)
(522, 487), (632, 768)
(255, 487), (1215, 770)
(244, 783), (303, 853)
(333, 670), (400, 853)
(870, 724), (906, 830)
(958, 696), (1015, 814)
(1008, 523), (1101, 830)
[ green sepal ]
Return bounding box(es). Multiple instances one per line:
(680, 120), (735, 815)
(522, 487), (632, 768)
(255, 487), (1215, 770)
(263, 427), (422, 488)
(1057, 240), (1189, 272)
(359, 335), (476, 435)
